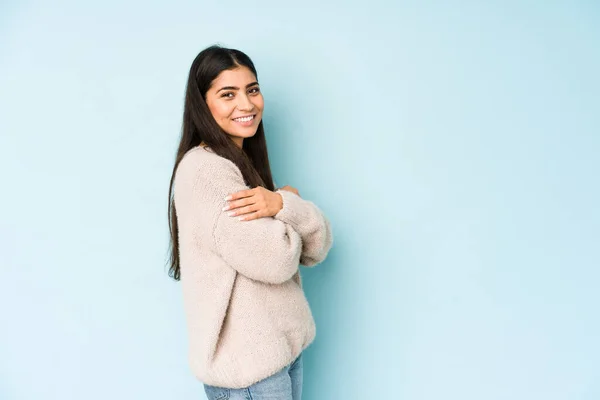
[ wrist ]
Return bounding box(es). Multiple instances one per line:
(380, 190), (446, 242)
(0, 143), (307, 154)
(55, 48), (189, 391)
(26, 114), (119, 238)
(275, 191), (284, 214)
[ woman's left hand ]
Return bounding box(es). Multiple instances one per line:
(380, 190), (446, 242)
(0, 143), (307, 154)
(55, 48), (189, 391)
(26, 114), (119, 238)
(223, 186), (283, 221)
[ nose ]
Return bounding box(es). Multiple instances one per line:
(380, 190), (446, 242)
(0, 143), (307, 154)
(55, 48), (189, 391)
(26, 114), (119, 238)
(237, 93), (254, 111)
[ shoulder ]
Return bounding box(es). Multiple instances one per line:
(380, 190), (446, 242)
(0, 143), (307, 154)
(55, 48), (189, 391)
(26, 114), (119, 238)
(175, 146), (243, 191)
(177, 146), (234, 175)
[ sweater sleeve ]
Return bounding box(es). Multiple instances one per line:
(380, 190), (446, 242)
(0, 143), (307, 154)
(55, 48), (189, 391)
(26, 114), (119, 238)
(274, 189), (333, 267)
(201, 158), (302, 285)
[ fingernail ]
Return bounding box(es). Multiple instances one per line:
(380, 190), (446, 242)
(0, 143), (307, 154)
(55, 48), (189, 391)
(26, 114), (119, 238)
(227, 211), (235, 217)
(222, 205), (230, 211)
(225, 195), (232, 200)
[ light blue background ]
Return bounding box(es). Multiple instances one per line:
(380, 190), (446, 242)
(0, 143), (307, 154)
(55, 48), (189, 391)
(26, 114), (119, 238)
(1, 1), (598, 399)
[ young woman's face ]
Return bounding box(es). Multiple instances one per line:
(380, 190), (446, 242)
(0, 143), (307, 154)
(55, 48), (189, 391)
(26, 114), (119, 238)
(205, 66), (264, 148)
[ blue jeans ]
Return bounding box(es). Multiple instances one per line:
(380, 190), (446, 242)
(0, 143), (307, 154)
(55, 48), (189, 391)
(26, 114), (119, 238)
(204, 353), (303, 400)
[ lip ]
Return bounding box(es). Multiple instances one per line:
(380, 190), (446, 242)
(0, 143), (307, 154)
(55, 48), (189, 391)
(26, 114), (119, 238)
(232, 114), (256, 120)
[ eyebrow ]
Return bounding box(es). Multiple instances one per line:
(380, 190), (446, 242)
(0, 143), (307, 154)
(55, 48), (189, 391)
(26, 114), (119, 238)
(216, 81), (259, 93)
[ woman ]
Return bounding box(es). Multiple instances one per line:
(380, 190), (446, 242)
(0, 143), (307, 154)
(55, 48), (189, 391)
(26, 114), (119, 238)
(166, 45), (333, 399)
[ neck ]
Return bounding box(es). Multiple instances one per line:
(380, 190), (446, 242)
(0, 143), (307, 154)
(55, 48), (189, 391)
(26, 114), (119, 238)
(200, 138), (244, 149)
(231, 137), (244, 149)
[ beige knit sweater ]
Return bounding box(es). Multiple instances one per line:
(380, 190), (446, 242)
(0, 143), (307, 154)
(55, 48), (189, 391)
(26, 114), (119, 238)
(173, 145), (333, 388)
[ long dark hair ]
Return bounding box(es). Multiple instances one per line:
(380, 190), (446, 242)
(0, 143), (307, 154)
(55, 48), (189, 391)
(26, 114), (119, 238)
(167, 45), (276, 281)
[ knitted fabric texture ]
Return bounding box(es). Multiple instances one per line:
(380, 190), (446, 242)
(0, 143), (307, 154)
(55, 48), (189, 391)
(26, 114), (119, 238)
(173, 145), (333, 388)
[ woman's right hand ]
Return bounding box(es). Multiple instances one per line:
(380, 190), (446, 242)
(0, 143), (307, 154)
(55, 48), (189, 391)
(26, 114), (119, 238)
(278, 185), (301, 197)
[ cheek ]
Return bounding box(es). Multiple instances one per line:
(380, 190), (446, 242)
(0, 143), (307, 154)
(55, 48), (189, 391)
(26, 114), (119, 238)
(254, 96), (265, 111)
(210, 102), (234, 122)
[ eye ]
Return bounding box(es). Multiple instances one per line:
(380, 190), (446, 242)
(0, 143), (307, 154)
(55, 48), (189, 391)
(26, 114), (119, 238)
(249, 87), (260, 95)
(221, 92), (234, 99)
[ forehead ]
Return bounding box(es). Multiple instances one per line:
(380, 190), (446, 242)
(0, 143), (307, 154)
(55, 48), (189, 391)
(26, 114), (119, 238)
(210, 66), (257, 89)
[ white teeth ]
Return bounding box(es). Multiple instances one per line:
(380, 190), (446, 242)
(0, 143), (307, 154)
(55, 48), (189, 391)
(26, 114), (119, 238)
(234, 115), (254, 122)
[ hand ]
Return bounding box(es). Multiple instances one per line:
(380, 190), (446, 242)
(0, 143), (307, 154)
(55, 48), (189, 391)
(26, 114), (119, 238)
(279, 185), (301, 197)
(223, 186), (283, 221)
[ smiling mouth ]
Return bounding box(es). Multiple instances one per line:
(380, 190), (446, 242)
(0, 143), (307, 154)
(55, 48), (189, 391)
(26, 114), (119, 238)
(233, 115), (255, 122)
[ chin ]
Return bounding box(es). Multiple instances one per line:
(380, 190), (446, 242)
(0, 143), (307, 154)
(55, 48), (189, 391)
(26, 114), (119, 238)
(236, 129), (258, 139)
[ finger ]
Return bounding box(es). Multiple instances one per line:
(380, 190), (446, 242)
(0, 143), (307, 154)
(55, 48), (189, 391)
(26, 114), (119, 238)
(239, 210), (261, 221)
(225, 189), (254, 201)
(223, 197), (255, 211)
(227, 204), (258, 217)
